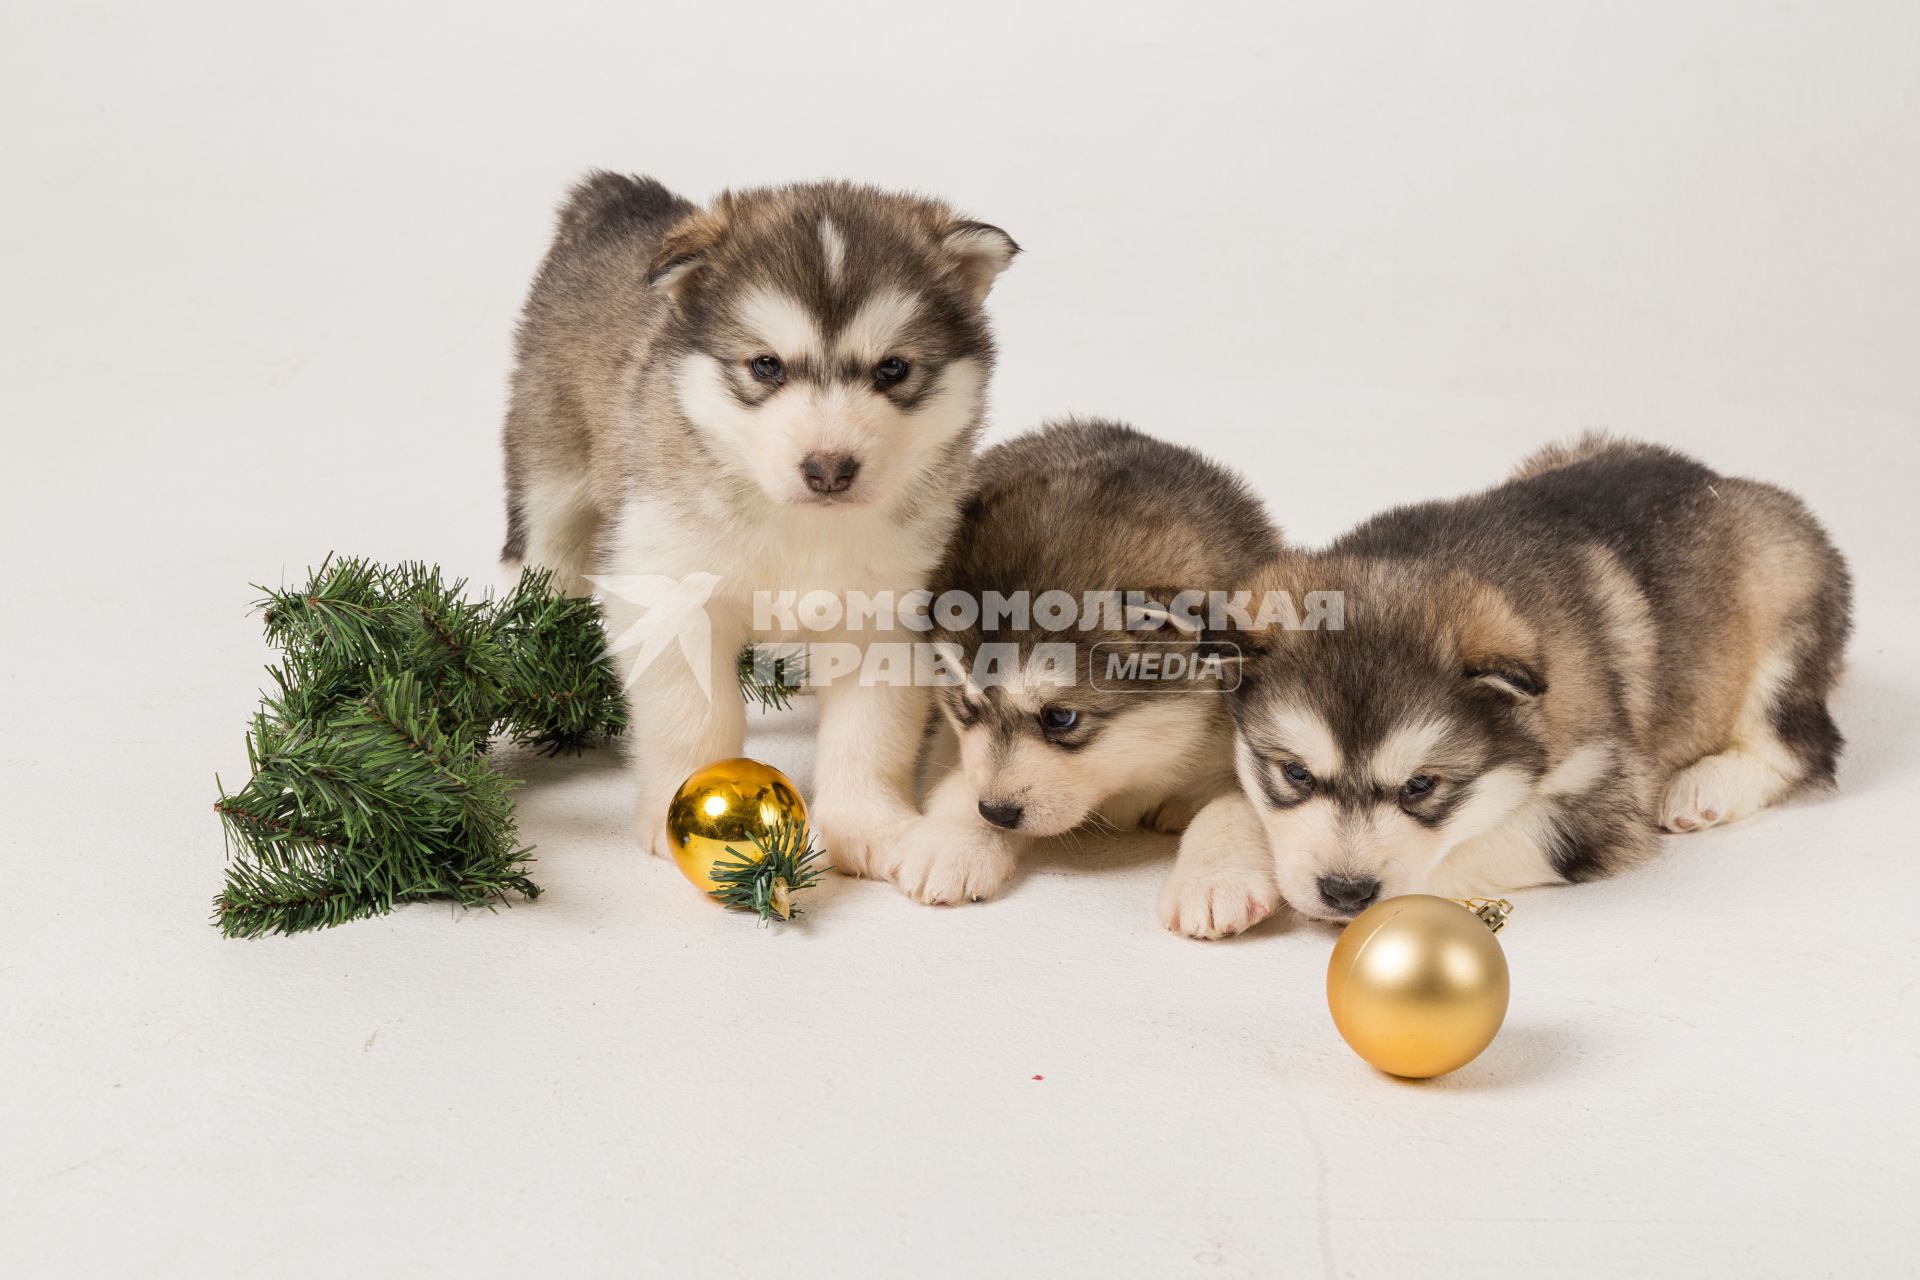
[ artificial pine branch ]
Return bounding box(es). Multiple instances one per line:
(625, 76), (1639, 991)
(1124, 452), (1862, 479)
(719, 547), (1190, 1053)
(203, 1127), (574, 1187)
(737, 643), (808, 713)
(495, 581), (630, 753)
(707, 819), (825, 924)
(213, 558), (620, 938)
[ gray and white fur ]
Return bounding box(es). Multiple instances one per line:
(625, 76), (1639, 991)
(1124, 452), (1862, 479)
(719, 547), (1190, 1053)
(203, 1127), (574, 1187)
(500, 172), (1018, 871)
(1194, 434), (1851, 923)
(890, 419), (1287, 931)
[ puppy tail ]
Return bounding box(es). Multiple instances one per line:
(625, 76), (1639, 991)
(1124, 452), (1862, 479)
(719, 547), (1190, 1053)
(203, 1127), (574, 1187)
(552, 171), (696, 248)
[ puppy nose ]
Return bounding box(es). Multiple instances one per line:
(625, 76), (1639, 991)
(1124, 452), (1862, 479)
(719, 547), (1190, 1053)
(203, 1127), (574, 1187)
(800, 452), (861, 494)
(1317, 874), (1381, 914)
(978, 800), (1024, 830)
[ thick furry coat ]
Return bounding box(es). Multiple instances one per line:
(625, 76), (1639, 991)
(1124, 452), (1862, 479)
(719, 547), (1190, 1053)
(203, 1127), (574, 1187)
(888, 420), (1287, 923)
(1211, 434), (1850, 922)
(500, 172), (1018, 875)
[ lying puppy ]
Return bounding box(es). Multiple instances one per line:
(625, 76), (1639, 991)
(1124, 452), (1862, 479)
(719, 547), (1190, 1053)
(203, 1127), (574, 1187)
(888, 419), (1283, 922)
(1173, 434), (1851, 924)
(500, 173), (1018, 871)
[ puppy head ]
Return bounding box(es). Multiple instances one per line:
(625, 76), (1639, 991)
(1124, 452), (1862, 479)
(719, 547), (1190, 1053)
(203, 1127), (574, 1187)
(649, 184), (1017, 509)
(1226, 557), (1552, 920)
(931, 598), (1231, 837)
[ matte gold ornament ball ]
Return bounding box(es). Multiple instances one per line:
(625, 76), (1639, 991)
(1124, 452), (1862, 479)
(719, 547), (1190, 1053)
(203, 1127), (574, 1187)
(665, 758), (808, 894)
(1325, 895), (1512, 1079)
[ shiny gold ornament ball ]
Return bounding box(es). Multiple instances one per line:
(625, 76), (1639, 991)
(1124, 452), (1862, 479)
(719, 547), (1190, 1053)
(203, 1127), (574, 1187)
(1326, 895), (1511, 1079)
(666, 758), (808, 895)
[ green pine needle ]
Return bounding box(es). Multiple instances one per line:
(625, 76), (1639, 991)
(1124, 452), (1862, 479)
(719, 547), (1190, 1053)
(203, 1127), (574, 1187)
(706, 819), (825, 924)
(736, 644), (807, 713)
(213, 556), (623, 938)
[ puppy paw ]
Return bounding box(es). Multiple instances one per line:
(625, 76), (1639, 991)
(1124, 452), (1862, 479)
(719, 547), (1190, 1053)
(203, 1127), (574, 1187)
(1660, 752), (1777, 833)
(810, 795), (915, 879)
(634, 788), (676, 859)
(1158, 864), (1280, 940)
(886, 818), (1018, 905)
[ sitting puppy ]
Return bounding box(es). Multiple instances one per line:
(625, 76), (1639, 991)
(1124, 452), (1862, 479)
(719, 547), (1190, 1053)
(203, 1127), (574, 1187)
(887, 419), (1284, 926)
(1184, 434), (1851, 923)
(500, 173), (1018, 871)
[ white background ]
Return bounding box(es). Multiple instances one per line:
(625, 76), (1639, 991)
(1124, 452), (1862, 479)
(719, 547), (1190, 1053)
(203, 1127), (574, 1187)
(3, 2), (1916, 1276)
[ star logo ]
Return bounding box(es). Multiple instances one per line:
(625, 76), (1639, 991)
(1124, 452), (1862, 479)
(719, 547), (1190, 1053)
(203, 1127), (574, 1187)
(588, 572), (724, 699)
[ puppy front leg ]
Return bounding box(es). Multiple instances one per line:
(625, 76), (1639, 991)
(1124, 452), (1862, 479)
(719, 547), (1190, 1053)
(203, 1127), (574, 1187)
(887, 766), (1024, 904)
(507, 471), (602, 598)
(610, 604), (749, 859)
(809, 673), (929, 878)
(1157, 791), (1282, 939)
(1428, 791), (1653, 898)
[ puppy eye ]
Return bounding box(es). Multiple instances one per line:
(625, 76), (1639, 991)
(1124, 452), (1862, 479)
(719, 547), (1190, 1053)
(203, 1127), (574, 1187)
(1402, 774), (1438, 798)
(1282, 762), (1314, 788)
(748, 355), (785, 382)
(874, 356), (910, 387)
(1040, 706), (1078, 732)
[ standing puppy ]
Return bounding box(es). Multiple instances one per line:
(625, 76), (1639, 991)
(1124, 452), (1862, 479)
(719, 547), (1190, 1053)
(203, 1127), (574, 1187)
(894, 420), (1285, 934)
(501, 173), (1018, 870)
(1195, 435), (1851, 922)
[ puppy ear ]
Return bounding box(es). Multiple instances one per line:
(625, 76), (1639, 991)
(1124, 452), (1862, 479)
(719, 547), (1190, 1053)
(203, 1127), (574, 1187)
(1194, 628), (1262, 671)
(1121, 591), (1203, 636)
(647, 199), (732, 302)
(940, 220), (1020, 304)
(1447, 579), (1547, 702)
(1465, 658), (1548, 701)
(1236, 554), (1325, 640)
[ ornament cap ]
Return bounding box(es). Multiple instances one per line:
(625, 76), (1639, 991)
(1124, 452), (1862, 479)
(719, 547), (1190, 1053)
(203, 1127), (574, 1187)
(1464, 897), (1514, 933)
